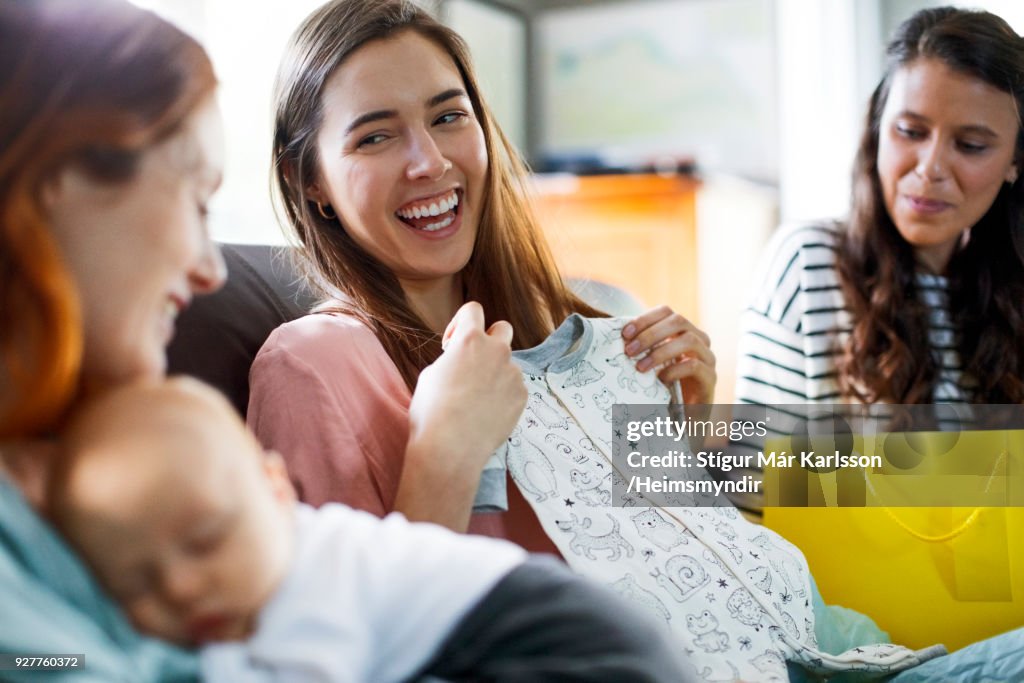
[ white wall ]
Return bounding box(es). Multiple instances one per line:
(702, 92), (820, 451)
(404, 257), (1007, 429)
(777, 0), (1024, 227)
(697, 175), (778, 403)
(775, 0), (869, 226)
(133, 0), (1024, 245)
(445, 0), (528, 154)
(130, 0), (327, 245)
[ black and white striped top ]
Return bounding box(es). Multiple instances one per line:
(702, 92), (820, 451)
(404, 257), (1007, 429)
(735, 223), (971, 409)
(725, 225), (976, 515)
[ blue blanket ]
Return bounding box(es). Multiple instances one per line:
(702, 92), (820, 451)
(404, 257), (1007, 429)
(887, 628), (1024, 683)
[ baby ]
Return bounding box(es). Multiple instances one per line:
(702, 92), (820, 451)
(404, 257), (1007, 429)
(50, 377), (692, 682)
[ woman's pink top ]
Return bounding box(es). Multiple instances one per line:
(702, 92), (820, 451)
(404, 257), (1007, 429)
(248, 312), (559, 555)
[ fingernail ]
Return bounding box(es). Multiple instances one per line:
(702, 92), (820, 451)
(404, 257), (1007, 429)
(637, 358), (651, 371)
(625, 341), (639, 355)
(623, 324), (636, 339)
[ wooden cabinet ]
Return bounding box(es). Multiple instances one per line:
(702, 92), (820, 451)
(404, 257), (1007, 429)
(530, 173), (701, 323)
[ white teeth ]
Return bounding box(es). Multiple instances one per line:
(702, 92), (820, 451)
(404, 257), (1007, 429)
(396, 190), (459, 220)
(165, 300), (178, 319)
(421, 215), (455, 232)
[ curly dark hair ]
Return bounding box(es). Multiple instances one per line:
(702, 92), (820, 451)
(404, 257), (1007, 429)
(837, 6), (1024, 404)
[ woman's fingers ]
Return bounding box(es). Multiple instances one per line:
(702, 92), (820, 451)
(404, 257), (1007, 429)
(623, 306), (710, 357)
(622, 305), (674, 342)
(443, 301), (486, 350)
(635, 331), (715, 372)
(658, 357), (717, 405)
(487, 319), (514, 346)
(622, 305), (716, 403)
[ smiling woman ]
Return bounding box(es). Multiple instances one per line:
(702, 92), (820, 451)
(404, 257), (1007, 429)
(0, 3), (698, 680)
(0, 1), (225, 442)
(876, 57), (1019, 274)
(0, 0), (225, 676)
(737, 5), (1024, 410)
(43, 100), (226, 391)
(307, 31), (489, 332)
(254, 0), (717, 541)
(733, 8), (1024, 676)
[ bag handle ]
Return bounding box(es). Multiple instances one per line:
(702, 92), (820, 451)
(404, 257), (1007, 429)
(861, 449), (1007, 543)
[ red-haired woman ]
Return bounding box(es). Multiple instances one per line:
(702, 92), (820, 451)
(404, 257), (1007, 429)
(1, 0), (224, 675)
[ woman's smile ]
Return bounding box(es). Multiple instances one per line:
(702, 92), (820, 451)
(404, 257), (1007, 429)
(394, 188), (463, 237)
(902, 194), (954, 215)
(314, 30), (488, 285)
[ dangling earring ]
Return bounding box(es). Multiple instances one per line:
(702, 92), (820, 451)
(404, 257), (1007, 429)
(316, 201), (337, 220)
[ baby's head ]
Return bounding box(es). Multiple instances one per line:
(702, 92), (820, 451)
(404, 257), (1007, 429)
(51, 377), (294, 646)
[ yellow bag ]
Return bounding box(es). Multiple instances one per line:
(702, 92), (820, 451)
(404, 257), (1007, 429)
(762, 429), (1024, 651)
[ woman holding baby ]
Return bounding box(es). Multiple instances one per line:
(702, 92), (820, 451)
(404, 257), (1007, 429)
(0, 0), (222, 675)
(0, 1), (694, 681)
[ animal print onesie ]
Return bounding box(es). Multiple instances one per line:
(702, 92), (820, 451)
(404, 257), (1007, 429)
(481, 314), (943, 682)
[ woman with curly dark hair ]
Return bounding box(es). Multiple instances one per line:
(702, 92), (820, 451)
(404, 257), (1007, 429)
(738, 6), (1024, 410)
(735, 8), (1024, 679)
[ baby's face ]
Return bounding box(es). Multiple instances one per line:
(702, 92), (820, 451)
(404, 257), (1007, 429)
(59, 387), (293, 646)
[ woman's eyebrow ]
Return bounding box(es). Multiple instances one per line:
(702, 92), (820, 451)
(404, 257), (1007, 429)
(345, 109), (398, 135)
(344, 89), (468, 135)
(895, 111), (1001, 138)
(957, 124), (999, 139)
(427, 88), (466, 107)
(895, 110), (929, 123)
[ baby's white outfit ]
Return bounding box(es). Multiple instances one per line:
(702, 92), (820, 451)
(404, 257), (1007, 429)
(201, 503), (526, 682)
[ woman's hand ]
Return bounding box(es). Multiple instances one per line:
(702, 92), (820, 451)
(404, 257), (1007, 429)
(397, 302), (527, 531)
(413, 303), (527, 457)
(622, 305), (717, 407)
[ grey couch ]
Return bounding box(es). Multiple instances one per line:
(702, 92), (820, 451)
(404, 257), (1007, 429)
(166, 244), (317, 417)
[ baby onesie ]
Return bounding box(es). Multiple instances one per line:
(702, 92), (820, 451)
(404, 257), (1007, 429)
(484, 314), (943, 682)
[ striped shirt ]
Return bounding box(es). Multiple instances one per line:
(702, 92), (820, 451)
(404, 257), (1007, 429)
(736, 223), (970, 408)
(730, 225), (973, 515)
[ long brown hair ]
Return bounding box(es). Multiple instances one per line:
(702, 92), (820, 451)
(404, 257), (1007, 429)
(273, 0), (604, 389)
(838, 6), (1024, 403)
(0, 0), (217, 438)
